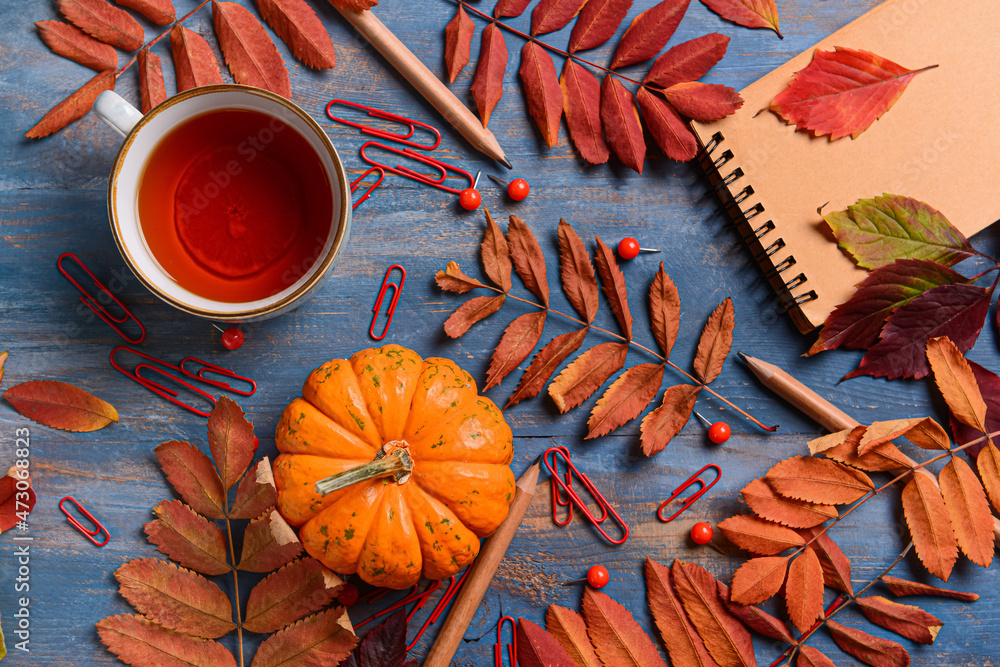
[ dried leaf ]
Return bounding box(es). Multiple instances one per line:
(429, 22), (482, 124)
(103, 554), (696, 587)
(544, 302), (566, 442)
(644, 558), (718, 667)
(645, 33), (728, 89)
(0, 466), (35, 533)
(581, 588), (667, 667)
(97, 614), (237, 667)
(115, 0), (176, 24)
(138, 46), (167, 113)
(558, 220), (600, 322)
(36, 20), (117, 71)
(977, 442), (1000, 514)
(856, 417), (929, 455)
(230, 457), (279, 520)
(436, 261), (488, 294)
(518, 617), (577, 667)
(470, 23), (508, 127)
(494, 0), (532, 18)
(356, 609), (405, 667)
(115, 558), (235, 638)
(729, 556), (788, 605)
(569, 0), (633, 53)
(640, 384), (700, 456)
(507, 215), (550, 305)
(901, 473), (958, 581)
(213, 0), (291, 99)
(856, 596), (942, 645)
(531, 0), (589, 35)
(797, 526), (854, 595)
(549, 342), (629, 412)
(808, 428), (861, 455)
(785, 547), (824, 632)
(927, 336), (988, 433)
(3, 379), (118, 431)
(586, 363), (665, 439)
(154, 441), (226, 519)
(664, 82), (742, 122)
(766, 456), (874, 505)
(718, 515), (805, 555)
(58, 0), (143, 50)
(145, 500), (230, 576)
(520, 42), (564, 148)
(170, 24), (224, 92)
(771, 48), (934, 140)
(24, 69), (116, 139)
(672, 560), (756, 667)
(950, 360), (1000, 456)
(939, 457), (994, 567)
(636, 87), (698, 161)
(507, 328), (589, 409)
(482, 209), (513, 291)
(257, 0), (337, 69)
(546, 605), (603, 667)
(325, 0), (377, 10)
(693, 298), (734, 384)
(561, 58), (611, 165)
(796, 645), (836, 667)
(251, 607), (357, 667)
(239, 509), (304, 572)
(444, 294), (507, 338)
(827, 620), (911, 667)
(485, 311), (547, 390)
(741, 478), (837, 529)
(444, 5), (475, 83)
(881, 575), (979, 602)
(207, 396), (257, 491)
(700, 0), (780, 37)
(902, 417), (950, 451)
(718, 582), (794, 645)
(601, 75), (646, 173)
(649, 263), (680, 359)
(593, 236), (633, 339)
(244, 557), (344, 633)
(610, 0), (690, 69)
(822, 428), (912, 474)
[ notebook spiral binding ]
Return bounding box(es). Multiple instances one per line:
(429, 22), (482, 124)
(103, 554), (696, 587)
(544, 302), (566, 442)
(697, 132), (818, 318)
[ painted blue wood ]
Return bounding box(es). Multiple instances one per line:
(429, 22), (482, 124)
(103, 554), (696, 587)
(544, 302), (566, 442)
(1, 0), (999, 664)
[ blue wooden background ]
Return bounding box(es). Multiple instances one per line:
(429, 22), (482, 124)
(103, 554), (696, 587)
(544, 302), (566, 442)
(1, 0), (999, 664)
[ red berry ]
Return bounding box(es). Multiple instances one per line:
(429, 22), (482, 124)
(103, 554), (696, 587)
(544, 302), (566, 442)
(459, 188), (481, 210)
(337, 583), (359, 607)
(221, 326), (244, 350)
(617, 237), (640, 260)
(586, 565), (610, 589)
(691, 522), (713, 545)
(508, 178), (530, 201)
(708, 422), (730, 444)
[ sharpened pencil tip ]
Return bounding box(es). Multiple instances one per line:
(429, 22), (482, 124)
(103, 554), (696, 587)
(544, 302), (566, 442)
(529, 454), (542, 468)
(498, 155), (513, 170)
(737, 351), (749, 364)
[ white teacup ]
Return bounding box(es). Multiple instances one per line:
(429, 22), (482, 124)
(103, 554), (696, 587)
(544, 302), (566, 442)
(93, 85), (351, 322)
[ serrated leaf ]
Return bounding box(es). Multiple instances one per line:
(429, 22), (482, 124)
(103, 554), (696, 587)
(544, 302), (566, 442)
(558, 220), (600, 322)
(672, 560), (756, 667)
(145, 500), (230, 576)
(610, 0), (690, 69)
(154, 441), (226, 519)
(586, 363), (665, 439)
(251, 607), (357, 667)
(939, 457), (994, 567)
(593, 236), (633, 339)
(644, 33), (728, 89)
(170, 24), (224, 92)
(663, 82), (742, 122)
(950, 360), (1000, 456)
(561, 59), (610, 165)
(507, 328), (589, 409)
(436, 261), (488, 294)
(741, 478), (838, 529)
(518, 617), (577, 667)
(3, 380), (118, 431)
(546, 605), (603, 667)
(796, 645), (836, 667)
(640, 384), (700, 456)
(485, 311), (547, 390)
(718, 582), (794, 645)
(138, 46), (167, 113)
(520, 42), (564, 148)
(508, 215), (550, 305)
(36, 20), (117, 71)
(785, 547), (824, 632)
(645, 558), (718, 667)
(0, 466), (36, 533)
(902, 473), (958, 581)
(601, 75), (646, 173)
(471, 23), (508, 126)
(729, 556), (787, 605)
(766, 456), (873, 505)
(810, 429), (857, 457)
(636, 87), (698, 161)
(856, 418), (930, 456)
(213, 0), (291, 99)
(357, 609), (405, 667)
(444, 294), (507, 338)
(581, 588), (667, 667)
(239, 509), (304, 572)
(532, 0), (588, 35)
(881, 575), (979, 602)
(325, 0), (377, 10)
(483, 209), (513, 291)
(231, 457), (278, 520)
(244, 557), (344, 633)
(821, 428), (911, 474)
(797, 526), (854, 595)
(494, 0), (532, 18)
(568, 0), (633, 52)
(977, 442), (1000, 514)
(693, 298), (734, 384)
(444, 5), (475, 83)
(549, 342), (629, 412)
(115, 558), (235, 638)
(718, 515), (805, 555)
(116, 0), (176, 24)
(700, 0), (780, 36)
(857, 596), (942, 645)
(207, 396), (257, 491)
(97, 614), (237, 667)
(58, 0), (143, 50)
(257, 0), (336, 69)
(771, 48), (934, 140)
(927, 336), (988, 434)
(649, 263), (680, 359)
(25, 69), (116, 139)
(827, 620), (911, 667)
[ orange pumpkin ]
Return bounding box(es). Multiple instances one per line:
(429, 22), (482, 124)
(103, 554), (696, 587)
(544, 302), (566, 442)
(273, 345), (515, 589)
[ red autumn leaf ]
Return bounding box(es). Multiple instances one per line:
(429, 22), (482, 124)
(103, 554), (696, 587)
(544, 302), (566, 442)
(645, 558), (717, 667)
(939, 456), (994, 567)
(636, 87), (698, 161)
(483, 209), (513, 292)
(586, 363), (665, 439)
(213, 0), (291, 99)
(581, 588), (667, 667)
(797, 645), (836, 667)
(507, 328), (589, 409)
(436, 261), (488, 294)
(718, 515), (805, 555)
(610, 0), (691, 69)
(4, 379), (118, 431)
(546, 605), (602, 667)
(494, 0), (532, 18)
(239, 509), (304, 572)
(644, 33), (728, 89)
(766, 456), (874, 505)
(444, 5), (475, 83)
(729, 555), (788, 605)
(770, 47), (935, 141)
(927, 336), (988, 434)
(561, 60), (610, 165)
(672, 560), (756, 667)
(593, 236), (634, 339)
(485, 311), (547, 390)
(244, 557), (344, 633)
(517, 617), (577, 667)
(257, 0), (337, 69)
(785, 547), (824, 632)
(471, 23), (508, 127)
(856, 596), (943, 645)
(325, 0), (376, 11)
(718, 581), (795, 645)
(549, 342), (629, 412)
(902, 472), (958, 581)
(507, 215), (550, 306)
(700, 0), (780, 37)
(693, 298), (734, 384)
(601, 75), (646, 173)
(664, 82), (742, 122)
(881, 575), (979, 602)
(97, 614), (237, 667)
(844, 283), (991, 381)
(170, 24), (224, 92)
(36, 20), (118, 71)
(649, 263), (680, 359)
(532, 0), (589, 35)
(0, 466), (35, 532)
(797, 526), (854, 596)
(558, 219), (600, 323)
(154, 441), (226, 519)
(144, 500), (230, 576)
(827, 620), (911, 667)
(444, 294), (507, 338)
(741, 478), (838, 529)
(520, 42), (564, 148)
(207, 396), (257, 491)
(251, 607), (357, 667)
(115, 0), (176, 25)
(950, 361), (1000, 457)
(25, 69), (116, 139)
(138, 46), (167, 114)
(640, 384), (700, 456)
(230, 458), (279, 520)
(115, 558), (235, 638)
(58, 0), (144, 50)
(568, 0), (633, 53)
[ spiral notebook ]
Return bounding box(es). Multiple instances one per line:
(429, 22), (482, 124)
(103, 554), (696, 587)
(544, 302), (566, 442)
(691, 0), (1000, 334)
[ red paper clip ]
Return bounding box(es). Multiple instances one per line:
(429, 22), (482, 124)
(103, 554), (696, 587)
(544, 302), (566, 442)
(543, 446), (629, 545)
(495, 616), (517, 667)
(179, 357), (257, 396)
(370, 265), (405, 341)
(57, 252), (145, 344)
(657, 464), (722, 522)
(355, 580), (441, 629)
(326, 99), (442, 150)
(351, 166), (385, 209)
(360, 141), (474, 195)
(60, 496), (110, 547)
(406, 568), (470, 651)
(550, 450), (574, 527)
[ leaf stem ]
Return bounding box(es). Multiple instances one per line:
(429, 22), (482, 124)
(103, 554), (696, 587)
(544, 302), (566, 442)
(224, 507), (245, 667)
(115, 0), (213, 77)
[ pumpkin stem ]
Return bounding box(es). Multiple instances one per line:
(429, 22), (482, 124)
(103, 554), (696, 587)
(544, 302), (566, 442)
(315, 447), (413, 496)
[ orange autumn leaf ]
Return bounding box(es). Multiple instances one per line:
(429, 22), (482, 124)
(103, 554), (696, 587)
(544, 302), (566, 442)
(561, 59), (610, 165)
(856, 595), (943, 645)
(518, 617), (577, 667)
(700, 0), (780, 37)
(58, 0), (144, 50)
(97, 614), (237, 667)
(600, 75), (646, 174)
(581, 588), (667, 667)
(154, 440), (226, 519)
(4, 379), (119, 431)
(138, 46), (167, 114)
(822, 429), (912, 473)
(645, 558), (717, 667)
(635, 87), (698, 162)
(881, 575), (979, 602)
(546, 605), (602, 667)
(170, 25), (224, 93)
(740, 478), (838, 529)
(977, 442), (1000, 514)
(145, 500), (230, 576)
(549, 342), (629, 413)
(717, 515), (805, 555)
(827, 620), (911, 667)
(507, 328), (589, 409)
(256, 0), (337, 70)
(485, 311), (547, 390)
(938, 457), (994, 567)
(640, 383), (700, 456)
(115, 0), (176, 25)
(557, 220), (600, 323)
(593, 236), (634, 339)
(926, 336), (988, 433)
(435, 261), (488, 294)
(902, 472), (959, 581)
(243, 557), (344, 634)
(36, 20), (118, 71)
(693, 298), (734, 383)
(649, 263), (681, 360)
(481, 209), (514, 291)
(902, 417), (951, 451)
(251, 606), (357, 666)
(519, 42), (563, 148)
(797, 526), (854, 596)
(25, 69), (116, 139)
(784, 547), (824, 632)
(796, 645), (836, 667)
(213, 0), (291, 99)
(444, 5), (475, 83)
(238, 509), (303, 572)
(470, 23), (508, 127)
(856, 417), (935, 455)
(586, 363), (665, 439)
(507, 215), (550, 306)
(663, 82), (743, 122)
(729, 555), (788, 605)
(766, 456), (874, 505)
(672, 560), (756, 667)
(610, 0), (690, 70)
(808, 427), (862, 455)
(444, 294), (506, 338)
(718, 581), (794, 644)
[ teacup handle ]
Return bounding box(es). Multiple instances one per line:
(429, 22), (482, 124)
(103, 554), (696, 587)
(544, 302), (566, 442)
(93, 91), (144, 138)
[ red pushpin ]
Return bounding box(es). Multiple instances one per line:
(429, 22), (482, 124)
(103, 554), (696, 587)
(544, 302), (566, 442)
(693, 410), (730, 444)
(562, 565), (610, 588)
(337, 583), (360, 606)
(213, 324), (245, 350)
(459, 170), (482, 210)
(487, 174), (530, 201)
(617, 237), (661, 260)
(690, 521), (714, 545)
